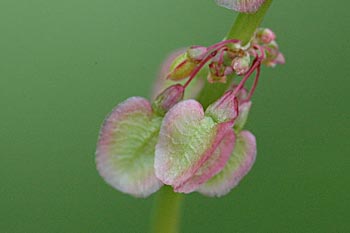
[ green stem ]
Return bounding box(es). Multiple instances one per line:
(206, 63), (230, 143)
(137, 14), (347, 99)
(151, 186), (183, 233)
(227, 0), (273, 45)
(197, 0), (273, 108)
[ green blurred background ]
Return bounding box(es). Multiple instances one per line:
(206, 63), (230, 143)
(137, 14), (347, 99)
(1, 0), (349, 232)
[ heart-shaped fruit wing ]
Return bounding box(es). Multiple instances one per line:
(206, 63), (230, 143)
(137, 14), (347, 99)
(155, 100), (235, 192)
(96, 97), (163, 197)
(198, 130), (256, 197)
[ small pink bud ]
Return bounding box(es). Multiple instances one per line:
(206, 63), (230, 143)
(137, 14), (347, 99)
(265, 41), (279, 58)
(187, 46), (208, 61)
(205, 91), (239, 123)
(167, 53), (197, 81)
(152, 48), (204, 100)
(274, 52), (286, 65)
(255, 28), (276, 44)
(152, 84), (185, 116)
(152, 48), (186, 99)
(232, 54), (250, 75)
(224, 66), (234, 76)
(263, 41), (285, 67)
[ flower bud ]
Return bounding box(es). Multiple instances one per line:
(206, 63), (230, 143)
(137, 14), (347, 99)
(152, 48), (186, 99)
(265, 41), (279, 58)
(274, 52), (285, 64)
(187, 46), (207, 61)
(167, 52), (197, 81)
(255, 28), (276, 44)
(232, 54), (250, 75)
(263, 41), (285, 67)
(205, 91), (239, 123)
(152, 84), (185, 116)
(224, 66), (234, 76)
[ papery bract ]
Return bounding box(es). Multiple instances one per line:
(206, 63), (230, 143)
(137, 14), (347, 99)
(198, 130), (256, 197)
(96, 97), (163, 197)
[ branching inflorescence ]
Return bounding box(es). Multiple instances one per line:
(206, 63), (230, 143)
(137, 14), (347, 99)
(96, 0), (284, 198)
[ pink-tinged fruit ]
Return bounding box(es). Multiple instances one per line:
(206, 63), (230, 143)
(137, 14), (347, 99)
(263, 41), (285, 67)
(152, 49), (204, 100)
(232, 54), (251, 75)
(155, 100), (235, 193)
(174, 125), (235, 193)
(215, 0), (266, 13)
(167, 53), (197, 81)
(255, 28), (276, 44)
(152, 84), (185, 116)
(234, 101), (252, 131)
(205, 91), (239, 123)
(187, 46), (208, 61)
(96, 97), (163, 197)
(152, 49), (186, 99)
(198, 130), (257, 197)
(275, 52), (285, 65)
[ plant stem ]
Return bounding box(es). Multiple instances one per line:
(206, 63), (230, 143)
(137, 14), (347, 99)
(226, 0), (273, 45)
(151, 186), (183, 233)
(197, 0), (273, 108)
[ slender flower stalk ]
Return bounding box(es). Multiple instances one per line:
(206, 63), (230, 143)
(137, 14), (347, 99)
(151, 186), (183, 233)
(183, 51), (218, 88)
